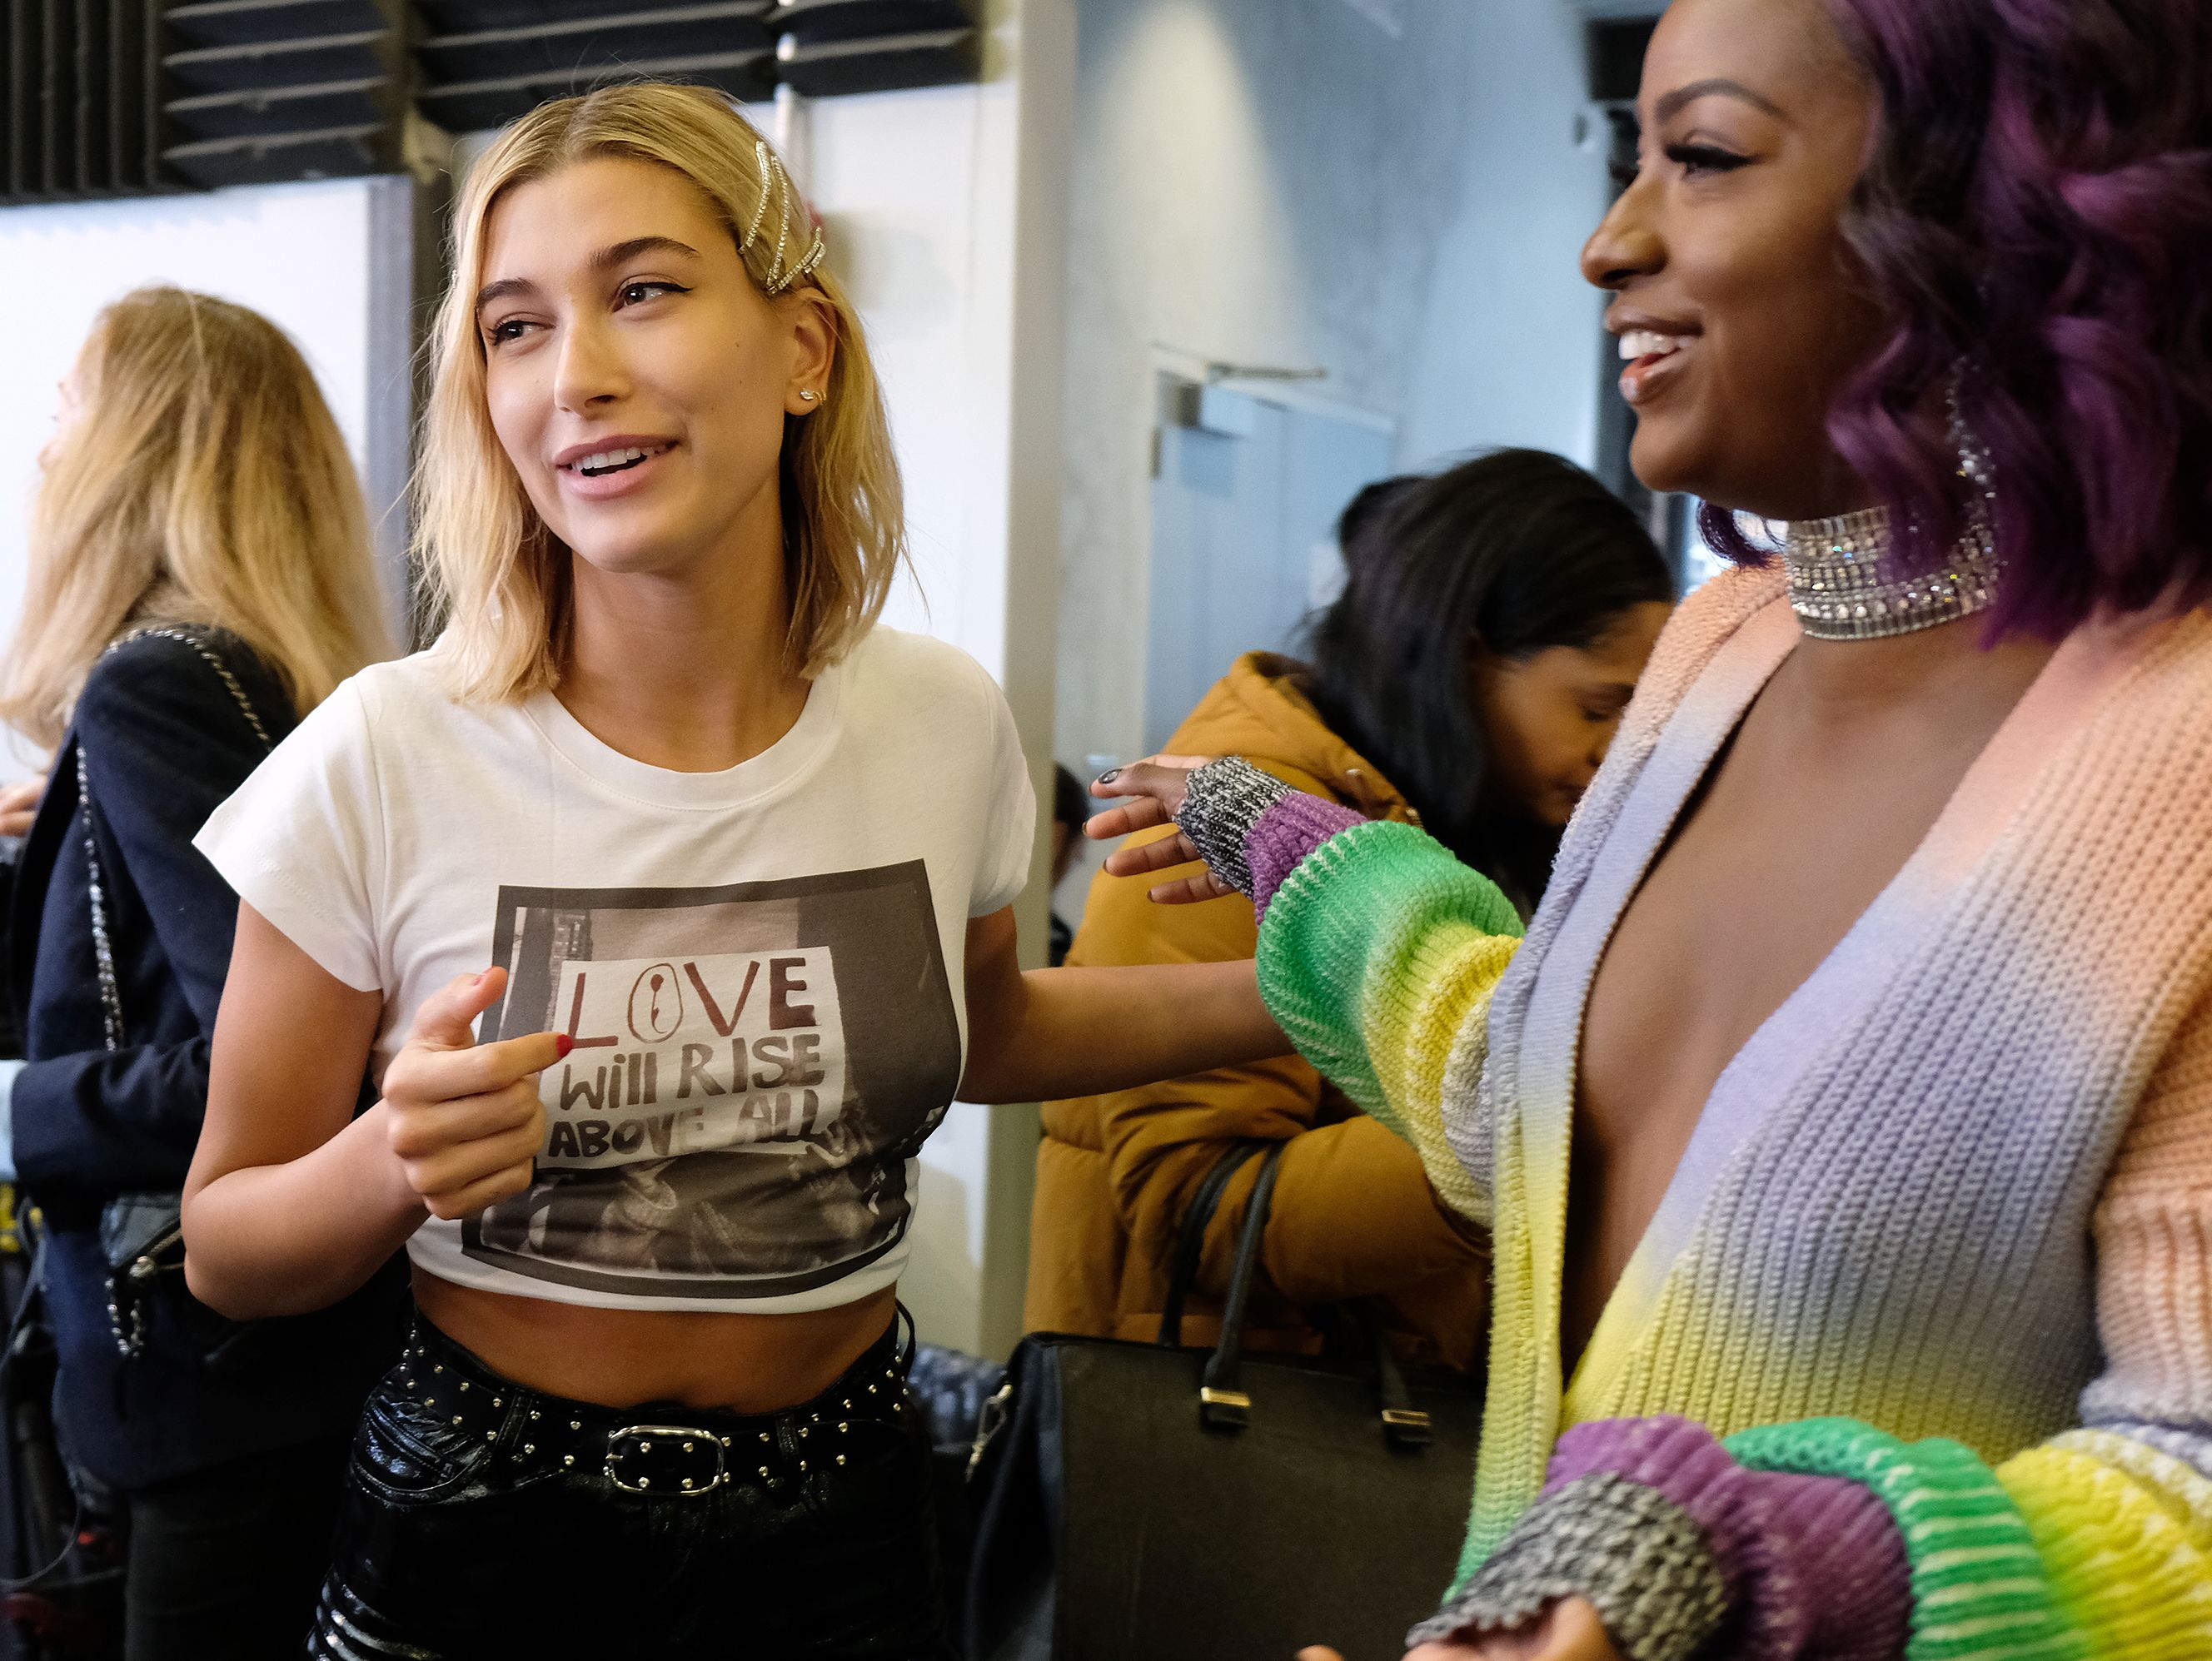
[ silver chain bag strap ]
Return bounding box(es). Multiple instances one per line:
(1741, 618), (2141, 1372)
(81, 626), (272, 1358)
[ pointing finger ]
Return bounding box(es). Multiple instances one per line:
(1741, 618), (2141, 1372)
(393, 1029), (572, 1103)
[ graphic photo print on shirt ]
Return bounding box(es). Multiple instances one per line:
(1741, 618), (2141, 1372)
(470, 862), (962, 1301)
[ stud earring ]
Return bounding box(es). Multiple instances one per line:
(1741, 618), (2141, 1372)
(798, 389), (820, 403)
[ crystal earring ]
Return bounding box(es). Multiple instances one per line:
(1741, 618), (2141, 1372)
(1947, 365), (1995, 503)
(798, 390), (820, 404)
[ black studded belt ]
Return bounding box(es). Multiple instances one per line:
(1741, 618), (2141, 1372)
(391, 1309), (914, 1500)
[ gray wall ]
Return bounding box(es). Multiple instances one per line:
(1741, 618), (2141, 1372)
(1054, 0), (1612, 777)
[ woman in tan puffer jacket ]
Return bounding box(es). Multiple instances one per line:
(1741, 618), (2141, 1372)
(1026, 450), (1673, 1370)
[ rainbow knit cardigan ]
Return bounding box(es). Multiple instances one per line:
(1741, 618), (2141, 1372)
(1218, 566), (2212, 1657)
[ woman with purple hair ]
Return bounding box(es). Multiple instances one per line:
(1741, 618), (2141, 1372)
(1089, 0), (2212, 1656)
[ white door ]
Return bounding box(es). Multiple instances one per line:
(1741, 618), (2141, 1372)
(1144, 380), (1396, 755)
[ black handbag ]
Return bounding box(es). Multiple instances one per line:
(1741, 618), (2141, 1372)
(76, 626), (272, 1366)
(964, 1141), (1482, 1661)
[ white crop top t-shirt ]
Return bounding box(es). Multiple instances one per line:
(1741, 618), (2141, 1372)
(196, 627), (1036, 1314)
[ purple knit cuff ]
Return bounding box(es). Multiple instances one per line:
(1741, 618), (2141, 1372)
(1247, 791), (1366, 922)
(1547, 1418), (1911, 1661)
(1756, 1474), (1912, 1661)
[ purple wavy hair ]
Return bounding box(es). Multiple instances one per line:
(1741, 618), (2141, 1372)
(1698, 0), (2212, 638)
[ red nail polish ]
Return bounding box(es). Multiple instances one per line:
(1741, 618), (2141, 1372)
(554, 1033), (575, 1060)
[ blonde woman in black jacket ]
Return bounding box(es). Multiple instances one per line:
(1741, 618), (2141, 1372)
(0, 287), (397, 1660)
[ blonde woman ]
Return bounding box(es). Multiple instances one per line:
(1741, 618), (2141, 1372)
(181, 85), (1280, 1656)
(0, 287), (398, 1661)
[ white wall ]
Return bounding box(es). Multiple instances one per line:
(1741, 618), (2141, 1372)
(1397, 0), (1611, 470)
(0, 175), (414, 776)
(1053, 0), (1612, 776)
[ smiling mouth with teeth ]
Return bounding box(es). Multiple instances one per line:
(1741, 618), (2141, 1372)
(1618, 330), (1687, 363)
(569, 442), (674, 478)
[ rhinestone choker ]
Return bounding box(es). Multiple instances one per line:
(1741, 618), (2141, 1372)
(1782, 505), (2004, 641)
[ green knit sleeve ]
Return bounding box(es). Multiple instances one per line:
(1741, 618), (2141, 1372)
(1728, 1419), (2086, 1660)
(1728, 1414), (2212, 1659)
(1254, 818), (1523, 1225)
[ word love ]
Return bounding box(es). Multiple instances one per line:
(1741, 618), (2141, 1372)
(539, 948), (850, 1169)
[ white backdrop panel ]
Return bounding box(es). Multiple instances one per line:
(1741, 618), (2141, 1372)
(0, 177), (404, 776)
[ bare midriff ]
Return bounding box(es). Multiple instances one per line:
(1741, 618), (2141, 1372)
(414, 1270), (898, 1414)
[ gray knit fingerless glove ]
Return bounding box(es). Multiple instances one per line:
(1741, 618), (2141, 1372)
(1407, 1473), (1729, 1661)
(1169, 757), (1291, 898)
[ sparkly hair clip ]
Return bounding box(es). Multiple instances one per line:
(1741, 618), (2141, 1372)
(770, 232), (826, 296)
(744, 139), (827, 296)
(742, 140), (778, 252)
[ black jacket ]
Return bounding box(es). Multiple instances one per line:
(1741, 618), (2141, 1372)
(5, 628), (404, 1490)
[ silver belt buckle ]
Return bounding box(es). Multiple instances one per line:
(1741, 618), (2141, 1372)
(605, 1423), (728, 1495)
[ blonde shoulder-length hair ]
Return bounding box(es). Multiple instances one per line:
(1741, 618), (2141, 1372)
(0, 286), (392, 753)
(416, 82), (906, 703)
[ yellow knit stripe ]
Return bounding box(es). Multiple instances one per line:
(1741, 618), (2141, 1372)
(1458, 1131), (1548, 1583)
(1358, 914), (1514, 1113)
(1361, 923), (1515, 1222)
(2045, 1431), (2212, 1558)
(1999, 1443), (2212, 1657)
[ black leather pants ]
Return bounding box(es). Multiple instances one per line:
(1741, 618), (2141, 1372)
(306, 1314), (950, 1660)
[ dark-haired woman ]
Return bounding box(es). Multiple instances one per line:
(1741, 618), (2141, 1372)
(1025, 450), (1670, 1370)
(1092, 0), (2212, 1656)
(1303, 452), (1675, 914)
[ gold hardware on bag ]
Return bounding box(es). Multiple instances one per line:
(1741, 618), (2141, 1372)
(1380, 1410), (1432, 1430)
(1198, 1388), (1251, 1411)
(969, 1380), (1014, 1476)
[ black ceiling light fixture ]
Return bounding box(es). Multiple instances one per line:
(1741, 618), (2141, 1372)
(0, 0), (984, 205)
(161, 0), (408, 189)
(414, 2), (777, 132)
(775, 1), (979, 98)
(773, 0), (979, 95)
